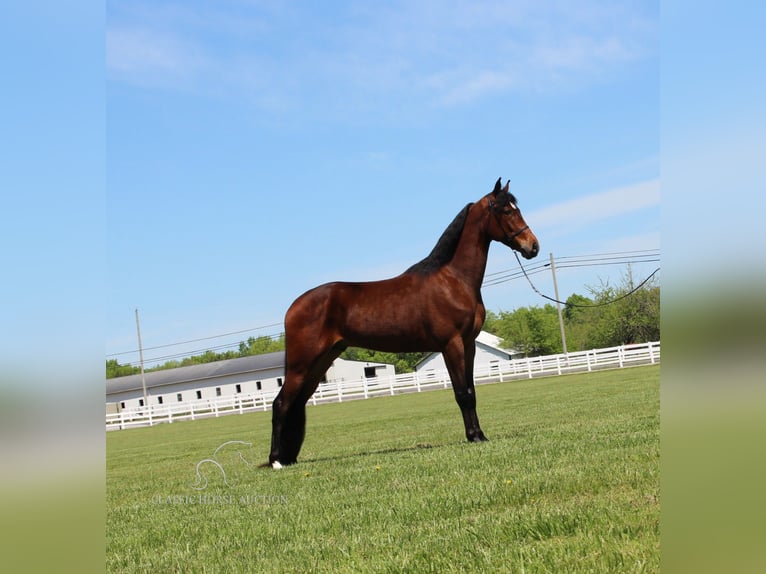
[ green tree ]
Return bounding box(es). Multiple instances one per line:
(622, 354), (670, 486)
(105, 359), (140, 379)
(488, 266), (660, 354)
(239, 334), (285, 356)
(563, 293), (593, 322)
(483, 309), (501, 333)
(579, 267), (660, 348)
(493, 305), (562, 356)
(554, 268), (660, 350)
(562, 294), (595, 352)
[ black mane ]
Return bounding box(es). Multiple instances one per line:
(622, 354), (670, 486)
(405, 203), (473, 276)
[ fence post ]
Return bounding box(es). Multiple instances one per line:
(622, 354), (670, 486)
(526, 358), (532, 379)
(618, 346), (624, 368)
(648, 342), (655, 364)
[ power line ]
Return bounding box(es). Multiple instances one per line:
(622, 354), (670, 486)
(482, 249), (659, 287)
(484, 260), (550, 278)
(483, 249), (659, 280)
(115, 330), (286, 368)
(556, 248), (660, 261)
(555, 258), (660, 270)
(107, 322), (283, 358)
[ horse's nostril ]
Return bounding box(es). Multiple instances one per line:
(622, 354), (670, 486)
(532, 241), (539, 254)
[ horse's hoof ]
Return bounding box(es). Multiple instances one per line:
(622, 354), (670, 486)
(271, 461), (283, 470)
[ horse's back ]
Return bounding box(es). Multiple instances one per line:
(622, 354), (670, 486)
(285, 275), (443, 352)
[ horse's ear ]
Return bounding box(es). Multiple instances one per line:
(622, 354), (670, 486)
(493, 177), (502, 195)
(503, 180), (510, 194)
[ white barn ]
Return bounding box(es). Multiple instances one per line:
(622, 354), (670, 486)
(414, 331), (522, 377)
(106, 351), (395, 411)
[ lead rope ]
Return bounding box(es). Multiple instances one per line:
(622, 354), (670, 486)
(513, 251), (660, 308)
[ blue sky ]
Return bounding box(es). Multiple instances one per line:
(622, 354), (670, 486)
(106, 1), (659, 365)
(1, 2), (104, 385)
(3, 6), (765, 570)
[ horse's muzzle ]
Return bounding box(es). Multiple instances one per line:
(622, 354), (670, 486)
(521, 240), (539, 259)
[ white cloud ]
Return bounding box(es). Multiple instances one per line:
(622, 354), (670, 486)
(528, 179), (660, 232)
(106, 1), (656, 111)
(430, 69), (517, 107)
(531, 34), (633, 73)
(107, 26), (208, 86)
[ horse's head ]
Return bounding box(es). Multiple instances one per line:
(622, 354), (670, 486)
(486, 178), (539, 260)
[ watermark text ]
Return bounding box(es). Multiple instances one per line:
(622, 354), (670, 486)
(152, 494), (289, 506)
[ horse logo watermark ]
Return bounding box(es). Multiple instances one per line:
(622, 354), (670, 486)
(190, 440), (256, 490)
(149, 440), (288, 506)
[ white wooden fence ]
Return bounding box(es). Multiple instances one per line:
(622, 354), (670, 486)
(106, 341), (660, 431)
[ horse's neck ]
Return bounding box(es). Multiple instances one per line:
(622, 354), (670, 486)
(445, 204), (491, 293)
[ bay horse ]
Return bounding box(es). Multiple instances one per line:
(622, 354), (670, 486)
(268, 178), (539, 468)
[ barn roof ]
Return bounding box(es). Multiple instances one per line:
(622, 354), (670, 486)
(106, 351), (285, 396)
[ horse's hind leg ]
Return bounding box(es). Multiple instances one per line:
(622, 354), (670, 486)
(269, 380), (307, 467)
(269, 341), (345, 467)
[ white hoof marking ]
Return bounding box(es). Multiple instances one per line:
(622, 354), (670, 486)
(271, 461), (283, 470)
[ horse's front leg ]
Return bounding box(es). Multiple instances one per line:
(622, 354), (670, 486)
(443, 337), (487, 443)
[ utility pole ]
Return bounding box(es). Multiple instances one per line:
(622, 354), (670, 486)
(549, 253), (568, 354)
(135, 308), (149, 410)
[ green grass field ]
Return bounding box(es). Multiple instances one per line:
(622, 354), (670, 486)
(107, 365), (659, 573)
